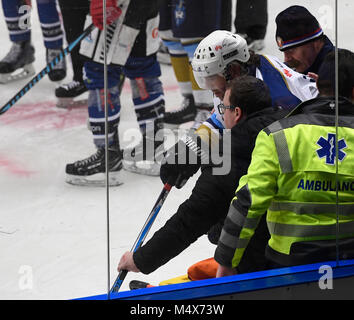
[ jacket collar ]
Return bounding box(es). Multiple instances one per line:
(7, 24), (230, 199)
(304, 36), (334, 74)
(286, 96), (354, 117)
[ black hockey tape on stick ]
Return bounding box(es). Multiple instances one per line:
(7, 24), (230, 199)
(110, 181), (174, 295)
(0, 23), (95, 116)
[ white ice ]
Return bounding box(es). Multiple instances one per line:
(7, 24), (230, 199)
(0, 0), (353, 300)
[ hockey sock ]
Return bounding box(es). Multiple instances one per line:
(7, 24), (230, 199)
(163, 38), (193, 97)
(36, 0), (64, 49)
(2, 0), (31, 42)
(130, 76), (165, 132)
(88, 86), (121, 148)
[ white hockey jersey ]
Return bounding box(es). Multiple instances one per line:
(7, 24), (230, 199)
(203, 54), (319, 131)
(79, 0), (160, 66)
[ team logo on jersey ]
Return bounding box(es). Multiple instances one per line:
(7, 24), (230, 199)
(316, 133), (347, 165)
(175, 0), (186, 27)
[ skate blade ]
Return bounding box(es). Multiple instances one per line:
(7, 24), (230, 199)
(0, 63), (35, 84)
(123, 160), (160, 176)
(65, 171), (123, 187)
(56, 97), (88, 109)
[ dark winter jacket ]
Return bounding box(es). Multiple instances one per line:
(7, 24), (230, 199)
(133, 106), (289, 274)
(304, 35), (334, 75)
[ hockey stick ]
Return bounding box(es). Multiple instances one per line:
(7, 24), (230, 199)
(110, 182), (173, 294)
(0, 23), (95, 116)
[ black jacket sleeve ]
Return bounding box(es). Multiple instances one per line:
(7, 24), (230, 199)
(133, 165), (236, 274)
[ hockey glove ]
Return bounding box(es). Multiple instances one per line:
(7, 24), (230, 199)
(160, 133), (209, 189)
(90, 0), (122, 30)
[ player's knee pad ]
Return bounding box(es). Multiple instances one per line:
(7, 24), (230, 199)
(88, 86), (121, 148)
(130, 76), (165, 133)
(83, 61), (123, 90)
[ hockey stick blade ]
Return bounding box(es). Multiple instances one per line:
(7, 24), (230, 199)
(110, 182), (173, 294)
(0, 23), (95, 116)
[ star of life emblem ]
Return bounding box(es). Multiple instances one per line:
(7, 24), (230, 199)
(316, 133), (347, 165)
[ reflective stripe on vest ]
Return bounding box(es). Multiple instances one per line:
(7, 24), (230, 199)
(267, 121), (293, 173)
(267, 220), (354, 237)
(228, 203), (259, 230)
(269, 201), (354, 216)
(218, 204), (259, 250)
(219, 229), (249, 249)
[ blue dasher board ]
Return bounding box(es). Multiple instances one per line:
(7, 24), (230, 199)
(79, 259), (354, 300)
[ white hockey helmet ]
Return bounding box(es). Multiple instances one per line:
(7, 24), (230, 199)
(192, 31), (250, 89)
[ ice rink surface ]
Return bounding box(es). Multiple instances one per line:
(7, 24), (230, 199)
(0, 0), (353, 299)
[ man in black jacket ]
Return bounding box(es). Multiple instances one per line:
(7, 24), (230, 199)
(118, 76), (288, 278)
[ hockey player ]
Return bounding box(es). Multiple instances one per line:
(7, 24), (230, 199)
(275, 5), (334, 75)
(0, 0), (66, 83)
(55, 0), (90, 108)
(65, 0), (165, 185)
(159, 0), (221, 130)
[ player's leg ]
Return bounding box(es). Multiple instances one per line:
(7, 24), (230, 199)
(0, 0), (35, 83)
(162, 0), (221, 129)
(36, 0), (66, 81)
(122, 55), (165, 176)
(55, 0), (89, 107)
(65, 61), (123, 187)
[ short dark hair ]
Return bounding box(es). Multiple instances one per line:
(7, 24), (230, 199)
(226, 75), (272, 115)
(317, 49), (354, 98)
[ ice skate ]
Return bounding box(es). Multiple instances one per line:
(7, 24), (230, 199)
(46, 48), (67, 82)
(55, 80), (88, 108)
(0, 40), (35, 84)
(163, 95), (196, 129)
(123, 136), (165, 176)
(65, 145), (123, 187)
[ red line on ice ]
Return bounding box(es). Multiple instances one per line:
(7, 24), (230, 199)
(0, 84), (179, 129)
(0, 155), (36, 177)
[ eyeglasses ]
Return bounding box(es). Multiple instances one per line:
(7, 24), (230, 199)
(217, 102), (236, 115)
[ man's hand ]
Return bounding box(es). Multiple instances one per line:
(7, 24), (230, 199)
(118, 251), (140, 273)
(216, 265), (237, 278)
(307, 72), (319, 81)
(160, 134), (208, 189)
(90, 0), (122, 30)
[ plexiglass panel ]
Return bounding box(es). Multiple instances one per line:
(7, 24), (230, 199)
(335, 0), (354, 266)
(0, 0), (107, 299)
